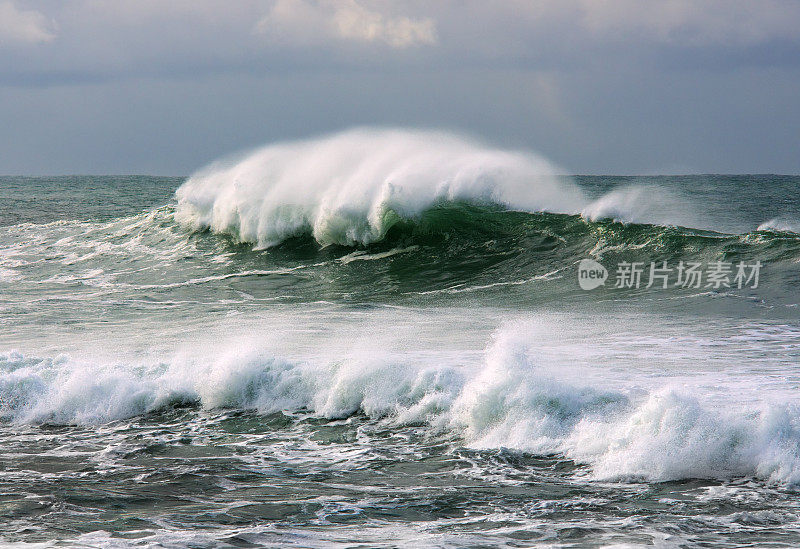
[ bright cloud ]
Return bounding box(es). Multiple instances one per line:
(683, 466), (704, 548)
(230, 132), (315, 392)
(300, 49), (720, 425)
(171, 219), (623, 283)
(256, 0), (437, 49)
(0, 0), (55, 46)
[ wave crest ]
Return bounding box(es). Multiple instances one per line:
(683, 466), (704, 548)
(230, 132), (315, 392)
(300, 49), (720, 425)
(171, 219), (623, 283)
(174, 128), (585, 247)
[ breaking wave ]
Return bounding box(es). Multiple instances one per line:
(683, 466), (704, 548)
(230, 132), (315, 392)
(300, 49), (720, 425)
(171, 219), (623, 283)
(175, 128), (585, 248)
(3, 323), (800, 485)
(174, 129), (800, 254)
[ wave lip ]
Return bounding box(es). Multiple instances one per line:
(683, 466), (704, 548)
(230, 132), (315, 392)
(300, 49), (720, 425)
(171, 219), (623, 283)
(174, 128), (585, 248)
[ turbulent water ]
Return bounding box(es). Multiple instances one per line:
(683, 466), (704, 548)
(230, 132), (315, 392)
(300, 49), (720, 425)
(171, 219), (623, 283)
(2, 129), (800, 548)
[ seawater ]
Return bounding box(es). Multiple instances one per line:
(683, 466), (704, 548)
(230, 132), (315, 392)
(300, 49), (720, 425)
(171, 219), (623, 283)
(1, 129), (800, 548)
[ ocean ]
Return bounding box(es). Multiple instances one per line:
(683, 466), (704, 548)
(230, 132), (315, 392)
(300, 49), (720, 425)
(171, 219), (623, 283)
(1, 129), (800, 548)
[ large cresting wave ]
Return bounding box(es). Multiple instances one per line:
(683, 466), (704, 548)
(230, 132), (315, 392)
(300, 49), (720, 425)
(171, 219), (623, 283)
(175, 128), (587, 247)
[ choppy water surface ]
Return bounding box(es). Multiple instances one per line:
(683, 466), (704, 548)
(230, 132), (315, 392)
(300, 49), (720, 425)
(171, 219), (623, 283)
(2, 130), (800, 547)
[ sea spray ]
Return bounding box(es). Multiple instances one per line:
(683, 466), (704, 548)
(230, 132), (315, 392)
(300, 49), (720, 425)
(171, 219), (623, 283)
(5, 321), (800, 485)
(758, 218), (800, 234)
(580, 183), (703, 228)
(174, 128), (585, 247)
(175, 129), (776, 250)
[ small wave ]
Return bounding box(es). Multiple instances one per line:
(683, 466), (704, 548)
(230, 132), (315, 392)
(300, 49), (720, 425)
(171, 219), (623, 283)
(758, 218), (800, 234)
(580, 183), (701, 228)
(338, 246), (419, 264)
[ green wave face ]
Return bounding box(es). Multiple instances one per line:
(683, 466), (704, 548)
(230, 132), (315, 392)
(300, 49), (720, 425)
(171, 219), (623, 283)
(2, 174), (799, 314)
(195, 202), (800, 308)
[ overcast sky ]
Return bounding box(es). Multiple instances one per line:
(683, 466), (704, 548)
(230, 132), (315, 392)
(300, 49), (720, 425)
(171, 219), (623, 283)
(0, 0), (798, 175)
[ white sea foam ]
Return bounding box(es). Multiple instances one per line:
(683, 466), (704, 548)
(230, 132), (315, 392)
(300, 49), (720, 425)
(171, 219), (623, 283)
(580, 183), (701, 228)
(758, 218), (800, 234)
(174, 129), (751, 248)
(0, 266), (20, 282)
(174, 128), (586, 247)
(3, 320), (800, 485)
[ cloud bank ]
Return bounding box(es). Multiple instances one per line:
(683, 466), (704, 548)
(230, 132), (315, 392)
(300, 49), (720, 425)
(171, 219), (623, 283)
(0, 0), (55, 46)
(3, 0), (797, 75)
(0, 0), (797, 175)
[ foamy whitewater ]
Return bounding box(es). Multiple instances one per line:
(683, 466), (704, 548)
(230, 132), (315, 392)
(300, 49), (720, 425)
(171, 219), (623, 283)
(175, 129), (586, 247)
(2, 130), (800, 547)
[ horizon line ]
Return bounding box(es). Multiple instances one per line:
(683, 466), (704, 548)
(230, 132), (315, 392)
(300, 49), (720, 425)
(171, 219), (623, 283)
(1, 173), (799, 178)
